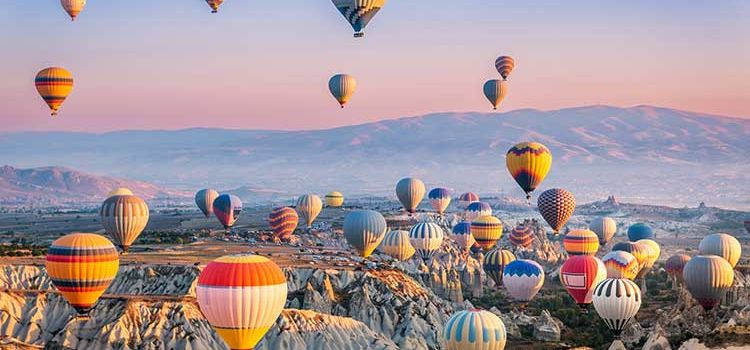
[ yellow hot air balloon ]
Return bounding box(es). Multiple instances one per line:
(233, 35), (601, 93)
(61, 0), (87, 21)
(380, 230), (416, 261)
(107, 187), (133, 198)
(483, 79), (508, 110)
(100, 195), (150, 253)
(471, 215), (503, 251)
(506, 142), (552, 200)
(35, 67), (73, 117)
(296, 194), (323, 228)
(329, 74), (357, 108)
(325, 191), (344, 207)
(206, 0), (224, 13)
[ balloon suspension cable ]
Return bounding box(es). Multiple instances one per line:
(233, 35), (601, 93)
(526, 194), (531, 206)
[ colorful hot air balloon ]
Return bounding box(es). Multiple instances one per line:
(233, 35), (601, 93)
(506, 142), (552, 200)
(343, 210), (387, 258)
(483, 248), (515, 286)
(602, 251), (640, 280)
(213, 194), (243, 230)
(458, 192), (479, 209)
(590, 217), (617, 245)
(611, 242), (650, 278)
(503, 259), (544, 304)
(328, 74), (357, 108)
(396, 177), (426, 214)
(268, 207), (299, 240)
(408, 222), (444, 261)
(195, 188), (220, 218)
(627, 223), (654, 241)
(35, 67), (73, 117)
(428, 187), (452, 215)
(636, 239), (660, 277)
(443, 309), (507, 350)
(46, 233), (119, 317)
(592, 278), (642, 336)
(296, 194), (323, 228)
(197, 255), (286, 350)
(205, 0), (223, 13)
(683, 255), (734, 310)
(537, 188), (576, 234)
(107, 187), (133, 197)
(61, 0), (86, 21)
(483, 79), (508, 110)
(471, 215), (503, 251)
(509, 224), (534, 249)
(331, 0), (386, 37)
(495, 56), (515, 80)
(666, 254), (691, 284)
(560, 255), (607, 308)
(380, 230), (416, 261)
(451, 221), (475, 252)
(100, 195), (149, 253)
(563, 229), (600, 256)
(325, 191), (344, 207)
(465, 201), (492, 222)
(698, 233), (742, 267)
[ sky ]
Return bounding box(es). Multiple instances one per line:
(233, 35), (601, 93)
(0, 0), (748, 132)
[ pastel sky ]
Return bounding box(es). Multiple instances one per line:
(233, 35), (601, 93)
(1, 0), (747, 132)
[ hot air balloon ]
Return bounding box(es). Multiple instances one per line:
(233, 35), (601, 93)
(428, 188), (452, 215)
(683, 255), (734, 310)
(197, 254), (286, 350)
(627, 223), (654, 241)
(100, 195), (149, 253)
(443, 309), (507, 350)
(396, 177), (425, 214)
(590, 217), (617, 245)
(451, 221), (475, 252)
(268, 207), (299, 240)
(107, 187), (133, 197)
(408, 222), (444, 261)
(458, 192), (479, 209)
(602, 251), (640, 280)
(205, 0), (223, 13)
(495, 56), (515, 80)
(331, 0), (386, 37)
(195, 188), (219, 218)
(343, 210), (387, 258)
(562, 229), (600, 256)
(506, 142), (552, 200)
(35, 67), (73, 117)
(537, 188), (576, 234)
(471, 215), (503, 251)
(508, 224), (533, 249)
(698, 233), (741, 267)
(636, 239), (660, 277)
(483, 79), (508, 110)
(611, 242), (650, 278)
(503, 259), (544, 304)
(61, 0), (86, 21)
(483, 248), (515, 286)
(296, 194), (323, 228)
(46, 233), (119, 317)
(666, 254), (691, 284)
(213, 194), (242, 230)
(465, 201), (492, 222)
(380, 230), (416, 261)
(561, 255), (607, 309)
(328, 74), (357, 108)
(592, 278), (642, 336)
(325, 191), (344, 207)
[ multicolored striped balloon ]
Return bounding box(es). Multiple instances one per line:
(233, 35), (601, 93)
(195, 188), (219, 218)
(611, 242), (650, 279)
(329, 74), (357, 107)
(408, 222), (444, 260)
(602, 251), (640, 280)
(562, 229), (600, 256)
(494, 55), (515, 80)
(458, 192), (479, 209)
(205, 0), (223, 13)
(213, 194), (243, 230)
(451, 221), (475, 252)
(197, 254), (287, 350)
(443, 309), (507, 350)
(506, 142), (552, 200)
(331, 0), (386, 37)
(396, 177), (426, 214)
(268, 207), (299, 240)
(325, 191), (344, 207)
(380, 230), (416, 261)
(35, 67), (73, 117)
(61, 0), (87, 21)
(589, 217), (617, 245)
(627, 223), (654, 241)
(465, 201), (492, 222)
(46, 233), (119, 316)
(502, 259), (544, 303)
(483, 79), (508, 110)
(698, 233), (741, 267)
(537, 188), (575, 234)
(428, 187), (452, 215)
(666, 254), (691, 284)
(296, 194), (323, 228)
(509, 224), (534, 249)
(100, 195), (149, 253)
(343, 210), (387, 258)
(592, 278), (641, 336)
(471, 215), (503, 251)
(560, 255), (607, 307)
(483, 248), (515, 286)
(683, 255), (735, 310)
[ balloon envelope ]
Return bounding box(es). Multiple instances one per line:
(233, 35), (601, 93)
(471, 215), (503, 251)
(698, 233), (741, 267)
(35, 67), (73, 117)
(458, 192), (479, 209)
(325, 191), (344, 207)
(483, 248), (515, 286)
(61, 0), (87, 21)
(506, 142), (552, 199)
(537, 188), (576, 234)
(107, 187), (133, 197)
(590, 217), (617, 245)
(592, 278), (642, 335)
(611, 241), (650, 278)
(627, 223), (654, 241)
(268, 207), (299, 240)
(483, 79), (508, 110)
(503, 259), (544, 302)
(451, 221), (475, 252)
(428, 187), (452, 214)
(561, 255), (607, 306)
(328, 74), (357, 107)
(495, 56), (515, 80)
(100, 195), (149, 252)
(331, 0), (386, 37)
(409, 222), (444, 260)
(443, 309), (507, 350)
(396, 178), (425, 214)
(465, 201), (492, 222)
(683, 255), (734, 310)
(602, 251), (640, 280)
(213, 194), (243, 229)
(509, 224), (534, 249)
(205, 0), (223, 13)
(296, 194), (323, 228)
(195, 189), (219, 218)
(562, 229), (600, 256)
(343, 210), (388, 258)
(666, 254), (691, 284)
(380, 230), (416, 261)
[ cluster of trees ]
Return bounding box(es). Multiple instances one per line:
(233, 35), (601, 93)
(0, 243), (46, 257)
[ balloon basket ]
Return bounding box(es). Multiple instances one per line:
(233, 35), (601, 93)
(354, 32), (364, 38)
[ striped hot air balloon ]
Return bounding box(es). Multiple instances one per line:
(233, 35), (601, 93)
(197, 254), (286, 350)
(61, 0), (86, 21)
(195, 188), (219, 218)
(443, 309), (507, 350)
(408, 222), (444, 261)
(107, 187), (133, 198)
(268, 207), (299, 240)
(483, 79), (508, 110)
(602, 251), (640, 280)
(396, 177), (426, 214)
(592, 278), (642, 336)
(611, 241), (650, 278)
(506, 142), (552, 200)
(325, 191), (344, 207)
(627, 223), (654, 241)
(35, 67), (73, 117)
(296, 194), (323, 228)
(483, 248), (515, 286)
(331, 0), (386, 37)
(213, 194), (242, 230)
(561, 255), (607, 307)
(509, 224), (534, 249)
(562, 229), (600, 256)
(503, 259), (544, 303)
(494, 56), (515, 80)
(205, 0), (223, 13)
(428, 187), (452, 215)
(100, 195), (149, 253)
(666, 254), (691, 284)
(471, 215), (503, 251)
(343, 210), (387, 258)
(458, 192), (479, 209)
(46, 233), (119, 317)
(465, 201), (492, 222)
(683, 255), (734, 310)
(590, 217), (617, 245)
(537, 188), (576, 234)
(329, 74), (357, 108)
(636, 239), (660, 277)
(451, 221), (475, 252)
(698, 233), (741, 267)
(380, 230), (416, 261)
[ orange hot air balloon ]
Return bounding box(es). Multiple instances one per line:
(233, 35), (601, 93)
(562, 229), (600, 256)
(206, 0), (224, 13)
(506, 142), (552, 200)
(35, 67), (74, 117)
